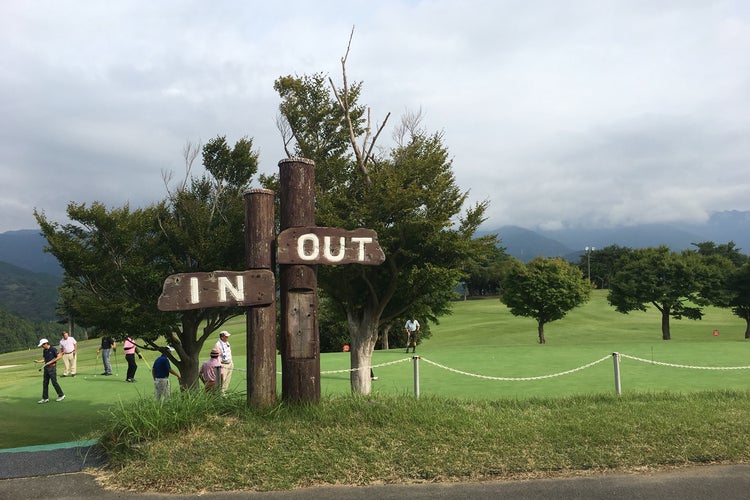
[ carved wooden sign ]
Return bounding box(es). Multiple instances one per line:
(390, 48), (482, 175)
(158, 270), (275, 311)
(277, 227), (386, 265)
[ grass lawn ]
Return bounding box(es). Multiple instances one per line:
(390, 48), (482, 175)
(1, 290), (749, 449)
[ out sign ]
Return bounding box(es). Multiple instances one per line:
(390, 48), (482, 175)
(277, 227), (385, 265)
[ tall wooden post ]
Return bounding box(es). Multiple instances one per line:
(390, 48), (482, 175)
(278, 158), (320, 403)
(244, 188), (277, 407)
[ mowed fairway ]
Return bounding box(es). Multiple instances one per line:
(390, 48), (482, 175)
(1, 290), (749, 448)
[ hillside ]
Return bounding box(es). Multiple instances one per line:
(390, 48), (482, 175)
(0, 261), (61, 321)
(0, 229), (62, 276)
(485, 210), (750, 262)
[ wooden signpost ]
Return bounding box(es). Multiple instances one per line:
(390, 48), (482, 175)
(157, 270), (274, 311)
(157, 157), (385, 406)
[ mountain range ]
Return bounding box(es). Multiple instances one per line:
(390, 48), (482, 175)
(0, 209), (749, 320)
(483, 210), (750, 262)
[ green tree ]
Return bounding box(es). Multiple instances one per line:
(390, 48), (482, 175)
(274, 46), (497, 394)
(462, 243), (509, 297)
(576, 244), (631, 290)
(691, 241), (750, 338)
(35, 137), (258, 388)
(726, 264), (750, 338)
(500, 257), (592, 344)
(607, 246), (716, 340)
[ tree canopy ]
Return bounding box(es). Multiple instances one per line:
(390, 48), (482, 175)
(500, 257), (592, 344)
(274, 59), (499, 393)
(34, 136), (258, 388)
(606, 246), (728, 340)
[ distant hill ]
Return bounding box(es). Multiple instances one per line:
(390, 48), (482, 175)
(0, 260), (61, 321)
(483, 210), (750, 262)
(0, 229), (62, 276)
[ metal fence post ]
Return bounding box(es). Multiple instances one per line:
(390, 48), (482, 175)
(612, 352), (621, 396)
(413, 356), (420, 398)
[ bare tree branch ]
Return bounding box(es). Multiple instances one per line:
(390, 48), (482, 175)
(275, 112), (294, 158)
(328, 26), (390, 186)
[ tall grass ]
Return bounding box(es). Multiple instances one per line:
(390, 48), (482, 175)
(97, 390), (750, 493)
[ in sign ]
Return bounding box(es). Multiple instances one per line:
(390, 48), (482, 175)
(158, 270), (275, 311)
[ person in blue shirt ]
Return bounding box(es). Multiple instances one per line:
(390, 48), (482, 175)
(151, 348), (181, 401)
(34, 338), (65, 403)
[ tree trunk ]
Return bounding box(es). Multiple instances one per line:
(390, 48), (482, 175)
(661, 307), (671, 340)
(744, 319), (750, 339)
(380, 324), (391, 350)
(347, 309), (379, 394)
(537, 321), (546, 344)
(173, 315), (204, 390)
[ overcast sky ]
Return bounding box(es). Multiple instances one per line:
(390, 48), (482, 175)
(2, 1), (749, 235)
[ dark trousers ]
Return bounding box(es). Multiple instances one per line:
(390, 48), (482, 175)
(125, 353), (138, 380)
(42, 365), (63, 399)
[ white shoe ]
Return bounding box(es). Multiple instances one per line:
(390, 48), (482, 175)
(371, 376), (378, 380)
(37, 399), (49, 404)
(56, 395), (66, 402)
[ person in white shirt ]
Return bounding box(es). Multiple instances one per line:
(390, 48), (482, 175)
(404, 318), (420, 353)
(214, 330), (233, 394)
(59, 331), (77, 377)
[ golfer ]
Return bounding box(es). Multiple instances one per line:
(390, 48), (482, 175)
(404, 317), (420, 353)
(214, 331), (233, 394)
(34, 338), (65, 403)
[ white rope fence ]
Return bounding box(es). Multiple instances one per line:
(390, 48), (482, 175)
(420, 355), (612, 381)
(223, 352), (750, 397)
(618, 353), (750, 370)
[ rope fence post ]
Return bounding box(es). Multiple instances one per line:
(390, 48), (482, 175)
(413, 356), (420, 399)
(612, 352), (621, 395)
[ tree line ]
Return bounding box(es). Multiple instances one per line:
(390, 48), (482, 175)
(468, 241), (750, 344)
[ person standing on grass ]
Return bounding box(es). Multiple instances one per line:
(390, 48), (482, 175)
(34, 338), (65, 403)
(123, 335), (142, 382)
(97, 335), (116, 375)
(152, 348), (180, 401)
(199, 348), (224, 393)
(214, 330), (233, 394)
(58, 331), (77, 377)
(404, 317), (420, 353)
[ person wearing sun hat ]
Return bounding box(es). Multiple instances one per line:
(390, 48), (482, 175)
(199, 347), (224, 393)
(33, 338), (65, 403)
(214, 330), (233, 394)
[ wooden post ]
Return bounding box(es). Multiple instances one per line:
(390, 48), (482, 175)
(244, 188), (277, 407)
(278, 158), (320, 403)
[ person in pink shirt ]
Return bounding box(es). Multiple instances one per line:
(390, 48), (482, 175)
(199, 348), (224, 393)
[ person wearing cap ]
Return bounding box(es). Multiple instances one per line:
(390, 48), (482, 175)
(152, 348), (181, 401)
(199, 348), (224, 393)
(33, 338), (65, 403)
(59, 331), (77, 377)
(214, 330), (233, 394)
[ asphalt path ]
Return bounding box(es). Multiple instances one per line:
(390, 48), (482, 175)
(2, 442), (750, 499)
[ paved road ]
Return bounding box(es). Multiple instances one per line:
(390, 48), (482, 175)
(2, 442), (750, 499)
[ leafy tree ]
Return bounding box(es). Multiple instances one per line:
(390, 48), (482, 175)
(462, 241), (509, 297)
(34, 137), (258, 388)
(500, 257), (592, 344)
(607, 246), (718, 340)
(691, 241), (749, 268)
(725, 264), (750, 338)
(691, 241), (750, 338)
(576, 244), (631, 290)
(274, 42), (498, 394)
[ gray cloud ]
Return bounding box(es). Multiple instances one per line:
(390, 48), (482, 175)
(2, 0), (749, 234)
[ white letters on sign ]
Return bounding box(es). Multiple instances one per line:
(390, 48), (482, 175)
(297, 234), (374, 262)
(189, 275), (244, 304)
